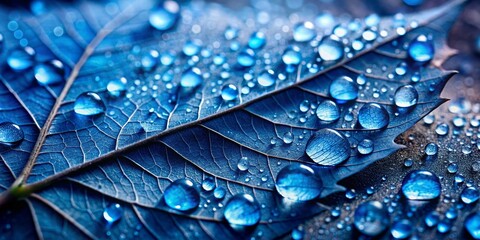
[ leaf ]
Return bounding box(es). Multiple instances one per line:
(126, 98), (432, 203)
(0, 0), (465, 239)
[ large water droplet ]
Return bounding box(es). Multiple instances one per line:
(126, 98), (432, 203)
(293, 21), (316, 42)
(353, 201), (389, 237)
(180, 68), (202, 89)
(275, 164), (323, 201)
(237, 49), (256, 68)
(316, 100), (340, 122)
(103, 203), (123, 224)
(34, 60), (65, 86)
(149, 0), (180, 31)
(164, 178), (200, 211)
(394, 85), (418, 108)
(318, 35), (344, 61)
(248, 32), (266, 50)
(390, 219), (413, 239)
(358, 103), (389, 129)
(74, 92), (106, 116)
(465, 212), (480, 239)
(408, 34), (434, 63)
(461, 187), (480, 204)
(224, 194), (261, 227)
(0, 122), (24, 146)
(107, 78), (127, 97)
(329, 76), (358, 101)
(401, 170), (441, 200)
(7, 47), (35, 71)
(221, 84), (238, 101)
(306, 128), (350, 166)
(257, 70), (276, 87)
(282, 45), (302, 66)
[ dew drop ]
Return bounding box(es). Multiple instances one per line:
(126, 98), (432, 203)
(465, 212), (480, 239)
(34, 60), (65, 85)
(224, 26), (238, 40)
(214, 187), (226, 200)
(353, 201), (389, 237)
(425, 142), (438, 156)
(160, 51), (175, 66)
(224, 194), (261, 227)
(318, 35), (344, 61)
(107, 78), (127, 97)
(390, 219), (413, 239)
(358, 103), (389, 129)
(237, 157), (249, 171)
(202, 177), (215, 191)
(257, 70), (275, 87)
(275, 164), (323, 201)
(149, 0), (180, 31)
(357, 139), (374, 155)
(180, 68), (202, 89)
(7, 47), (35, 71)
(401, 170), (441, 200)
(74, 92), (106, 116)
(394, 85), (418, 108)
(237, 49), (256, 67)
(140, 50), (159, 72)
(316, 100), (340, 122)
(425, 211), (440, 227)
(282, 132), (294, 144)
(164, 178), (200, 211)
(221, 84), (238, 101)
(408, 34), (434, 63)
(461, 187), (480, 204)
(329, 76), (358, 101)
(447, 163), (458, 174)
(435, 123), (449, 136)
(306, 128), (350, 166)
(183, 40), (202, 56)
(282, 45), (302, 66)
(248, 31), (266, 50)
(103, 203), (123, 224)
(0, 122), (24, 146)
(293, 21), (316, 42)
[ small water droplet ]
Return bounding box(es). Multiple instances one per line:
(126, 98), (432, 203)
(0, 122), (24, 146)
(357, 139), (374, 155)
(390, 219), (413, 239)
(447, 163), (458, 174)
(316, 100), (340, 122)
(202, 177), (215, 191)
(345, 189), (356, 199)
(221, 84), (238, 101)
(237, 157), (249, 171)
(140, 50), (159, 72)
(329, 76), (358, 101)
(353, 201), (389, 237)
(74, 92), (106, 116)
(224, 26), (238, 40)
(248, 31), (266, 50)
(214, 187), (226, 200)
(282, 132), (294, 144)
(435, 123), (449, 136)
(461, 187), (480, 204)
(401, 170), (441, 200)
(183, 40), (202, 56)
(149, 1), (180, 31)
(282, 45), (302, 66)
(180, 68), (202, 89)
(224, 194), (261, 227)
(306, 128), (350, 166)
(34, 60), (65, 85)
(404, 158), (413, 167)
(358, 103), (389, 129)
(257, 70), (276, 87)
(275, 164), (323, 201)
(394, 85), (418, 108)
(164, 178), (200, 211)
(408, 34), (434, 63)
(107, 78), (127, 97)
(293, 21), (316, 42)
(425, 211), (440, 227)
(425, 142), (438, 156)
(318, 35), (344, 61)
(237, 49), (256, 67)
(103, 203), (123, 224)
(465, 212), (480, 239)
(7, 46), (35, 71)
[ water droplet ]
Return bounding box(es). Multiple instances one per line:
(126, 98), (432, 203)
(291, 228), (304, 240)
(299, 100), (310, 113)
(447, 163), (458, 174)
(202, 177), (215, 191)
(248, 32), (266, 50)
(425, 142), (438, 156)
(7, 47), (35, 71)
(306, 128), (350, 166)
(345, 189), (356, 199)
(353, 201), (389, 237)
(160, 51), (175, 66)
(140, 50), (159, 72)
(237, 49), (256, 67)
(435, 123), (449, 136)
(358, 103), (389, 129)
(237, 157), (249, 171)
(390, 219), (413, 239)
(452, 116), (466, 128)
(357, 139), (374, 155)
(221, 84), (238, 101)
(423, 114), (435, 125)
(282, 45), (302, 66)
(107, 78), (127, 97)
(394, 85), (418, 108)
(180, 68), (202, 89)
(408, 34), (434, 63)
(183, 40), (202, 56)
(275, 164), (323, 201)
(149, 0), (180, 31)
(316, 100), (340, 122)
(103, 203), (123, 224)
(257, 70), (276, 87)
(224, 194), (261, 227)
(461, 187), (480, 204)
(465, 212), (480, 239)
(214, 187), (226, 200)
(318, 35), (344, 61)
(293, 21), (316, 42)
(401, 170), (441, 200)
(164, 178), (200, 211)
(224, 26), (238, 40)
(403, 0), (424, 7)
(282, 132), (294, 144)
(437, 220), (452, 233)
(404, 158), (413, 167)
(329, 76), (358, 101)
(34, 60), (64, 85)
(74, 92), (106, 116)
(425, 211), (440, 227)
(448, 98), (471, 114)
(0, 122), (24, 146)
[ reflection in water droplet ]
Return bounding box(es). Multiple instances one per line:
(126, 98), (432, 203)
(107, 78), (127, 97)
(465, 212), (480, 239)
(224, 194), (261, 227)
(7, 47), (35, 71)
(293, 21), (316, 42)
(329, 76), (358, 101)
(275, 164), (323, 201)
(34, 60), (65, 85)
(237, 49), (255, 67)
(237, 157), (249, 172)
(248, 32), (266, 50)
(318, 35), (344, 61)
(353, 201), (389, 237)
(408, 34), (434, 63)
(202, 177), (215, 191)
(0, 122), (24, 146)
(316, 100), (340, 122)
(435, 123), (449, 136)
(401, 170), (441, 200)
(149, 0), (180, 31)
(180, 68), (202, 89)
(306, 128), (350, 166)
(164, 178), (200, 211)
(357, 139), (374, 155)
(221, 84), (238, 101)
(358, 103), (389, 129)
(282, 132), (294, 144)
(74, 92), (106, 116)
(394, 85), (418, 108)
(425, 142), (438, 156)
(257, 70), (276, 87)
(214, 187), (226, 200)
(103, 203), (123, 224)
